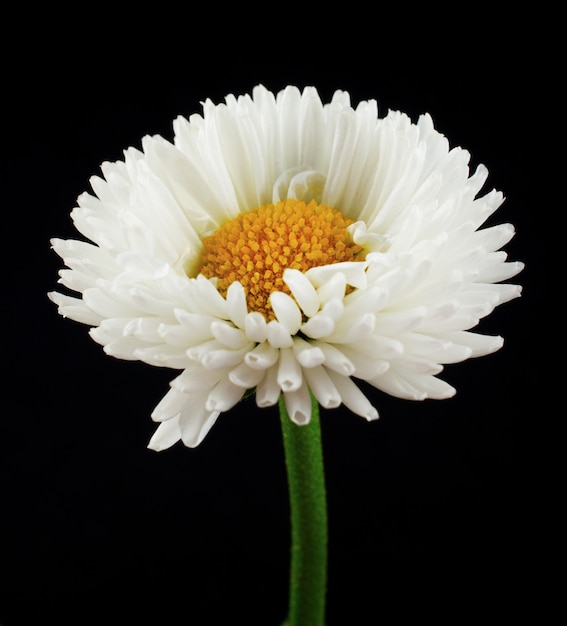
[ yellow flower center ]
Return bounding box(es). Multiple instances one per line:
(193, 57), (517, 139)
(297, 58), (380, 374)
(197, 199), (366, 320)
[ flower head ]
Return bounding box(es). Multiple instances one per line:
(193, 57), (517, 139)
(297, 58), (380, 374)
(49, 85), (523, 451)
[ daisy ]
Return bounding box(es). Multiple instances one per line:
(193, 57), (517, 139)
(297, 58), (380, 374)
(49, 84), (523, 451)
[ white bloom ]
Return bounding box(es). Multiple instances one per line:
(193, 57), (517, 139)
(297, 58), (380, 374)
(49, 85), (523, 451)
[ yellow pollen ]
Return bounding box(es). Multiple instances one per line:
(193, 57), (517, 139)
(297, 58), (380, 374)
(196, 199), (366, 320)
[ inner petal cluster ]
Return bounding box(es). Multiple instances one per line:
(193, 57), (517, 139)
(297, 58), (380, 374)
(197, 199), (365, 319)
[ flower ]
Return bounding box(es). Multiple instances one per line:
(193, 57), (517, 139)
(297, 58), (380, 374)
(49, 85), (523, 451)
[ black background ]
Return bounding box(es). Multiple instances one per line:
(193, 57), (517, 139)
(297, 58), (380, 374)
(1, 11), (551, 626)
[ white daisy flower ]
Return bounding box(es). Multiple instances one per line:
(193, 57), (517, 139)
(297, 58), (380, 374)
(49, 85), (523, 451)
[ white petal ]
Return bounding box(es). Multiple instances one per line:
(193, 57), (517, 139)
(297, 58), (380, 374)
(148, 418), (181, 451)
(311, 341), (355, 376)
(444, 331), (504, 357)
(475, 223), (517, 252)
(186, 338), (220, 362)
(347, 221), (388, 252)
(328, 312), (375, 343)
(283, 268), (320, 317)
(256, 365), (281, 407)
(244, 312), (268, 343)
(270, 291), (302, 335)
(160, 321), (205, 347)
(315, 272), (346, 306)
(400, 333), (472, 364)
(226, 281), (248, 329)
(492, 283), (523, 306)
(343, 285), (389, 314)
(321, 298), (344, 321)
(395, 356), (442, 375)
(210, 321), (249, 349)
(375, 307), (427, 335)
(411, 374), (456, 399)
(229, 361), (267, 388)
(266, 320), (294, 348)
(134, 344), (192, 368)
(115, 251), (170, 278)
(58, 268), (96, 292)
(174, 309), (215, 337)
(303, 366), (341, 409)
(326, 370), (379, 421)
(370, 369), (456, 400)
(179, 405), (221, 448)
(48, 292), (103, 325)
(193, 275), (229, 318)
(50, 237), (116, 275)
(200, 345), (251, 370)
(368, 368), (427, 400)
(306, 262), (367, 289)
(481, 260), (524, 283)
(95, 336), (142, 361)
(275, 169), (327, 203)
(300, 314), (335, 339)
(123, 317), (163, 342)
(277, 347), (303, 392)
(321, 108), (359, 207)
(83, 288), (139, 319)
(292, 337), (325, 368)
(348, 335), (404, 360)
(151, 387), (188, 422)
(413, 301), (459, 333)
(244, 341), (280, 370)
(338, 346), (390, 380)
(128, 286), (177, 317)
(206, 377), (244, 411)
(170, 366), (226, 393)
(283, 379), (312, 425)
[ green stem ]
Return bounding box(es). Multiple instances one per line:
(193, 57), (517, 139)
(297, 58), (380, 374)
(279, 392), (327, 626)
